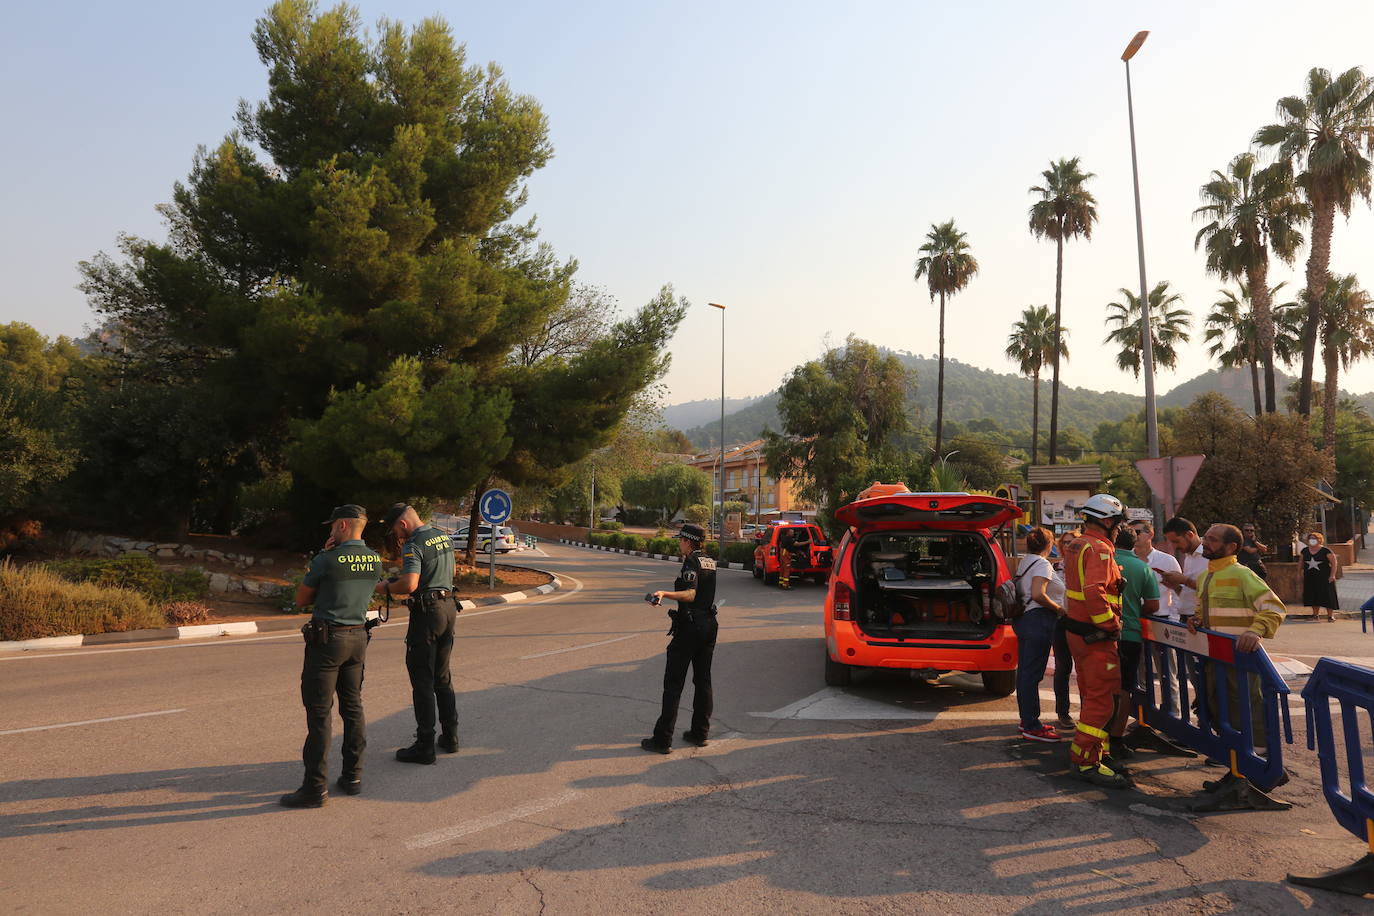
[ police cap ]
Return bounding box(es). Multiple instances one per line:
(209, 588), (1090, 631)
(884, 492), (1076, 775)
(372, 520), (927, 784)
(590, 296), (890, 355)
(677, 523), (706, 543)
(322, 504), (368, 524)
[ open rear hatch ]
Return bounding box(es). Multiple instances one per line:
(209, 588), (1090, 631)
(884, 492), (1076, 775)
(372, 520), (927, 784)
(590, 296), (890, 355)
(850, 531), (1002, 640)
(834, 491), (1021, 532)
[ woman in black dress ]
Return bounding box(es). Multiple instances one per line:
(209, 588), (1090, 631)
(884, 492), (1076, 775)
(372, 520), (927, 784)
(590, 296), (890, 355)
(1300, 531), (1340, 621)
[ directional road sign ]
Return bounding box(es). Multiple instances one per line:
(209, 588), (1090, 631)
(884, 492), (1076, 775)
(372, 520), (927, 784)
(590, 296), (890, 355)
(480, 488), (513, 525)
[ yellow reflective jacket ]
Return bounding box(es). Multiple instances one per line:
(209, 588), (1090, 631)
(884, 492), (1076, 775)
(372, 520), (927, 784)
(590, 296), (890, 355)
(1197, 555), (1285, 638)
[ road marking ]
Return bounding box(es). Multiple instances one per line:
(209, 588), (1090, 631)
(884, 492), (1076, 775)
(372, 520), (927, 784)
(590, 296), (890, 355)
(0, 708), (186, 735)
(751, 688), (1018, 721)
(520, 634), (639, 659)
(620, 566), (661, 572)
(407, 790), (583, 849)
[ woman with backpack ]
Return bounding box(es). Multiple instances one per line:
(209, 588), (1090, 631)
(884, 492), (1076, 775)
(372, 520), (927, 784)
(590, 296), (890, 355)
(1012, 526), (1067, 743)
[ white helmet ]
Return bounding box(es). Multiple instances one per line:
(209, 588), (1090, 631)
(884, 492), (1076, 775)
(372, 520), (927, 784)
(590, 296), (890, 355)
(1080, 493), (1125, 522)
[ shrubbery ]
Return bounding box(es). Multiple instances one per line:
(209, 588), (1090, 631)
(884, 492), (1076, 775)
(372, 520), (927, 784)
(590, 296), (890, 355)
(163, 601), (212, 625)
(722, 541), (756, 567)
(48, 554), (209, 604)
(647, 537), (677, 556)
(598, 521), (624, 531)
(0, 561), (164, 640)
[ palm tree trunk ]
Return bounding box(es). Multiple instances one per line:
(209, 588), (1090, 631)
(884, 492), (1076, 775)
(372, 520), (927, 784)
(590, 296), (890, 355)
(1300, 197), (1335, 417)
(1031, 368), (1040, 466)
(1322, 336), (1339, 454)
(1246, 257), (1278, 413)
(1048, 233), (1064, 464)
(935, 289), (946, 457)
(1248, 340), (1262, 418)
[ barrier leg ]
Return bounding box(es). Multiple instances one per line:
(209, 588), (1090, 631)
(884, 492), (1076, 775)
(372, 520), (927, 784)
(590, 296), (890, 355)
(1190, 751), (1292, 812)
(1287, 854), (1374, 897)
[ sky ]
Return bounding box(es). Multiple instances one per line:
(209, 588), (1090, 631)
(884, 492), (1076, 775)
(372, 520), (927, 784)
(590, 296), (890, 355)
(5, 0), (1374, 408)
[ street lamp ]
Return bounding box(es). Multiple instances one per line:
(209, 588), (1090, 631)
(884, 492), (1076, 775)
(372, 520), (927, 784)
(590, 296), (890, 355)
(1122, 30), (1160, 465)
(709, 303), (727, 540)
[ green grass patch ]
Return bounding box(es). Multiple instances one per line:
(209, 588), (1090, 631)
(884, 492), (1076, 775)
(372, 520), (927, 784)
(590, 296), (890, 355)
(48, 554), (209, 603)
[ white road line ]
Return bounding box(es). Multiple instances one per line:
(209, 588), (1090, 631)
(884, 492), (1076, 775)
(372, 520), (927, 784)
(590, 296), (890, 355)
(520, 634), (639, 660)
(0, 572), (588, 661)
(1, 708), (186, 735)
(407, 790), (583, 849)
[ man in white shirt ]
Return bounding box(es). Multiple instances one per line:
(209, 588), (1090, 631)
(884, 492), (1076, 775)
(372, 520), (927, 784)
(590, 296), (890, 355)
(1132, 520), (1184, 714)
(1160, 517), (1208, 716)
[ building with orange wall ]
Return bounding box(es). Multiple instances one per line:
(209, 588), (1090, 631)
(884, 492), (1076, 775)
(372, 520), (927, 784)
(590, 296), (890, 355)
(685, 439), (816, 520)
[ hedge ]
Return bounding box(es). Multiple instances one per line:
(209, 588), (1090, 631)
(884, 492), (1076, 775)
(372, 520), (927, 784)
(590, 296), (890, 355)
(48, 554), (209, 604)
(1, 561), (164, 640)
(721, 541), (756, 567)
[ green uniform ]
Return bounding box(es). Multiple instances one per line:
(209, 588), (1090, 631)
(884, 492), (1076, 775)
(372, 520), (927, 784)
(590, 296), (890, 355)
(1114, 548), (1161, 643)
(297, 538), (381, 795)
(402, 523), (458, 748)
(402, 525), (455, 591)
(303, 540), (383, 625)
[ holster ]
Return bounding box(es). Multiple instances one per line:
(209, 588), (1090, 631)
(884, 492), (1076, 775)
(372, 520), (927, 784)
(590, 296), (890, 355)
(301, 619), (330, 647)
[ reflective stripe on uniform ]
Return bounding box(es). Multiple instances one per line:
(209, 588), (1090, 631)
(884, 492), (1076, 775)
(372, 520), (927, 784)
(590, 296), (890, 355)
(1076, 721), (1109, 739)
(1090, 611), (1115, 624)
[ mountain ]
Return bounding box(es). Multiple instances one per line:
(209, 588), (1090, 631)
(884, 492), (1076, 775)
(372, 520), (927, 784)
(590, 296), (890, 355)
(1157, 367), (1293, 411)
(682, 354), (1143, 448)
(660, 396), (761, 431)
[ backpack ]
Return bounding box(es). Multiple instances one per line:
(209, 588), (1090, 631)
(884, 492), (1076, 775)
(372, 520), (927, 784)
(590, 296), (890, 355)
(1000, 558), (1038, 620)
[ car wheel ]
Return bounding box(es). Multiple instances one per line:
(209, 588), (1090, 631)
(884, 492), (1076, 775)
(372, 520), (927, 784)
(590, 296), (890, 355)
(981, 669), (1016, 697)
(824, 649), (852, 687)
(752, 564), (763, 580)
(763, 572), (778, 586)
(811, 573), (827, 585)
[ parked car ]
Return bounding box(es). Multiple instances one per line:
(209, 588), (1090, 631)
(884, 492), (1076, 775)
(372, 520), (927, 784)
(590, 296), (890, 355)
(451, 524), (517, 553)
(822, 486), (1022, 696)
(752, 522), (833, 585)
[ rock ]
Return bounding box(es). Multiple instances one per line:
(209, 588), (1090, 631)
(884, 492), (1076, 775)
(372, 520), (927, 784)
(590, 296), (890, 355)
(156, 543), (178, 551)
(260, 559), (274, 567)
(241, 557), (255, 568)
(206, 550), (225, 562)
(178, 544), (198, 558)
(156, 548), (177, 558)
(242, 580), (261, 596)
(258, 583), (283, 598)
(209, 573), (231, 593)
(226, 578), (244, 593)
(132, 541), (154, 552)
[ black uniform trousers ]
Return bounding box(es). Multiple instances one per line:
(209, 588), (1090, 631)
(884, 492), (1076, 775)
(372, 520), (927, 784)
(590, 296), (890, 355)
(652, 613), (719, 744)
(405, 600), (458, 744)
(301, 626), (368, 794)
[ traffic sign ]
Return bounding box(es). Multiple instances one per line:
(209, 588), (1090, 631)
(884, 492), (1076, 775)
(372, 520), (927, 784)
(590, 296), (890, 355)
(479, 488), (513, 524)
(1134, 455), (1205, 517)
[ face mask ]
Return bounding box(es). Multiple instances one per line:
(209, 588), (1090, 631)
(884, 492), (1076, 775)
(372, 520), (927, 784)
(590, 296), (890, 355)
(1308, 539), (1319, 547)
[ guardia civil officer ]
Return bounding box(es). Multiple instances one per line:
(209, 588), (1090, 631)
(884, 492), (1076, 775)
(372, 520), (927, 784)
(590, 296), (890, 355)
(376, 503), (457, 764)
(641, 523), (719, 754)
(280, 504), (382, 808)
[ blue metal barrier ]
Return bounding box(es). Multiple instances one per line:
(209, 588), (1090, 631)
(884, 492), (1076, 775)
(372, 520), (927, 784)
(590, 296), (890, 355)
(1286, 657), (1374, 895)
(1360, 595), (1374, 633)
(1136, 618), (1293, 792)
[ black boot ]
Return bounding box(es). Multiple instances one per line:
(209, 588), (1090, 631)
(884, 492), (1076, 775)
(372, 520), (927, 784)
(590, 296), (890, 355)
(640, 737), (671, 755)
(396, 740), (436, 765)
(335, 775), (361, 796)
(279, 787), (327, 808)
(437, 731), (460, 753)
(682, 730), (708, 747)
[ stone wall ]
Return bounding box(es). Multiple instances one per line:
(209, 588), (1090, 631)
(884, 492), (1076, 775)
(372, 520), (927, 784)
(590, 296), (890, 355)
(61, 532), (289, 598)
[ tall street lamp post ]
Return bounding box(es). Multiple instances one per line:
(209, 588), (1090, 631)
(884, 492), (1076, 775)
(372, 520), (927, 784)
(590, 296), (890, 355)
(1122, 30), (1160, 465)
(709, 302), (727, 540)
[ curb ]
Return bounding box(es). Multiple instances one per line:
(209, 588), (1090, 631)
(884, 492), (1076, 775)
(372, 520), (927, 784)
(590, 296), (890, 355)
(555, 538), (755, 573)
(0, 577), (563, 653)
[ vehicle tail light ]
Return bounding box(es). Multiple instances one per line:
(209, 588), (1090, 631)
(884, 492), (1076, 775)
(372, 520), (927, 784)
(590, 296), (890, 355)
(833, 581), (852, 621)
(768, 547), (776, 556)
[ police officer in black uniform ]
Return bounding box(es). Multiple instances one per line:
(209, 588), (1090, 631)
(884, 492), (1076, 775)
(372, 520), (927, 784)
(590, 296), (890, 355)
(280, 504), (382, 808)
(377, 503), (457, 764)
(641, 523), (719, 754)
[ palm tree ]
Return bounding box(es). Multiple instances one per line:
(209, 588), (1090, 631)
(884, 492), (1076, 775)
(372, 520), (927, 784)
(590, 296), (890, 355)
(1029, 158), (1097, 463)
(1194, 152), (1307, 413)
(1104, 281), (1192, 378)
(913, 219), (979, 457)
(1203, 282), (1303, 416)
(1316, 274), (1374, 453)
(1005, 305), (1067, 466)
(1255, 67), (1374, 416)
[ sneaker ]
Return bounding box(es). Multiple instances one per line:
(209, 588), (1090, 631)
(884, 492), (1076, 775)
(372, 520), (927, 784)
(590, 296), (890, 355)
(640, 738), (671, 755)
(279, 787), (327, 808)
(1056, 715), (1076, 731)
(1018, 725), (1061, 743)
(682, 730), (708, 747)
(437, 732), (460, 754)
(395, 741), (437, 765)
(335, 776), (361, 796)
(1072, 764), (1130, 789)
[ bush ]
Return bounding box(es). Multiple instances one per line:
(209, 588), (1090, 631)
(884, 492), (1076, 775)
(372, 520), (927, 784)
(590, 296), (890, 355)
(703, 540), (720, 559)
(624, 508), (659, 526)
(598, 521), (624, 531)
(722, 541), (755, 567)
(648, 536), (677, 556)
(48, 554), (209, 603)
(164, 601), (212, 625)
(621, 534), (647, 552)
(0, 560), (164, 639)
(587, 532), (613, 547)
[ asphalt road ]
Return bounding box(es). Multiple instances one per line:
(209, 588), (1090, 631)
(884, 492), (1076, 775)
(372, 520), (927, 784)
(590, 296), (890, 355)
(3, 542), (1373, 914)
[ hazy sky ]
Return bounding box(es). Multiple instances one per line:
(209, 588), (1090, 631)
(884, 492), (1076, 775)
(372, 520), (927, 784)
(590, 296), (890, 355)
(6, 1), (1374, 407)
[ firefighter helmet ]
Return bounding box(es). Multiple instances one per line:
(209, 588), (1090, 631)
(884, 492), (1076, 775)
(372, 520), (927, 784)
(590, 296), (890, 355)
(1080, 493), (1126, 522)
